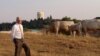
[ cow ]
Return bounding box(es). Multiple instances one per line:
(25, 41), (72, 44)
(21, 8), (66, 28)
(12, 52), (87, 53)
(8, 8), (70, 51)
(81, 20), (100, 36)
(69, 22), (82, 37)
(46, 21), (75, 35)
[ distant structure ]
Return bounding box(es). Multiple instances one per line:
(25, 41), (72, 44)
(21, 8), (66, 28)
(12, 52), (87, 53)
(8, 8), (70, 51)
(37, 11), (44, 19)
(94, 17), (100, 22)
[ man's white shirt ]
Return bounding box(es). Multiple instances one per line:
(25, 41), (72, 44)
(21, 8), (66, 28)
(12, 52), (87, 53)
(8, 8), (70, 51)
(11, 24), (24, 39)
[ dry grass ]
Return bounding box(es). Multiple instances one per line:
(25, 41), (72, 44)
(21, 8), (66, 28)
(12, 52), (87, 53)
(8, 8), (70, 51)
(0, 32), (100, 56)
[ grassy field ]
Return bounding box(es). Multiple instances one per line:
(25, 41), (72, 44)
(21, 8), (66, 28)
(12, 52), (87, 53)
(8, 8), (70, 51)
(0, 32), (100, 56)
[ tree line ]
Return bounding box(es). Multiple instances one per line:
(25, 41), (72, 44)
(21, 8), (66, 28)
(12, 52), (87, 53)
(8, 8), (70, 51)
(0, 16), (88, 31)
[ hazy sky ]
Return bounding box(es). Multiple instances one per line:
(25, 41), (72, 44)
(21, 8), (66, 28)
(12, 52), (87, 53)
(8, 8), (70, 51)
(0, 0), (100, 23)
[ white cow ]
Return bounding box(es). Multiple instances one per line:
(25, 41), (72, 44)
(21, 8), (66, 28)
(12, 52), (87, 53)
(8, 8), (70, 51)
(46, 21), (75, 35)
(69, 22), (82, 37)
(81, 20), (100, 36)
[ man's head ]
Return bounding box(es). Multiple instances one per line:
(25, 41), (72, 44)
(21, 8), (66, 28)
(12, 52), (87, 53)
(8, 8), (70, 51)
(16, 17), (22, 24)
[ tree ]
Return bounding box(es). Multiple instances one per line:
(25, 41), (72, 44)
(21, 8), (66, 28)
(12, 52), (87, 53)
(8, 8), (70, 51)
(44, 15), (53, 25)
(22, 20), (30, 29)
(94, 17), (100, 19)
(72, 19), (81, 23)
(62, 16), (71, 21)
(49, 15), (53, 19)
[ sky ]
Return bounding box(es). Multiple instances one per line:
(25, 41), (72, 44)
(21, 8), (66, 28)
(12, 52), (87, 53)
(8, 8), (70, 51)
(0, 0), (100, 23)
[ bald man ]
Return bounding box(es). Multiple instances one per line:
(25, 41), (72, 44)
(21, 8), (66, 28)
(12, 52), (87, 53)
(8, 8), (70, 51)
(11, 17), (31, 56)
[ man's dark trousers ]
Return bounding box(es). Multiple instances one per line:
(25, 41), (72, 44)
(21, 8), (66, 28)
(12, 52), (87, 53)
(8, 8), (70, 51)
(13, 38), (31, 56)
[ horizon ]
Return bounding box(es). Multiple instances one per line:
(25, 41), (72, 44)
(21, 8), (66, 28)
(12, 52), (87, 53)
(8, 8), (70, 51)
(0, 0), (100, 23)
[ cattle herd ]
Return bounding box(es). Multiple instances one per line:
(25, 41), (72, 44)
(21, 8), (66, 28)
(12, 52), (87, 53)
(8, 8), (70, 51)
(45, 19), (100, 37)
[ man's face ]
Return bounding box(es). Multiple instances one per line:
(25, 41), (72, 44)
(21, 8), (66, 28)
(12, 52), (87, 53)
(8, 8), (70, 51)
(16, 17), (22, 24)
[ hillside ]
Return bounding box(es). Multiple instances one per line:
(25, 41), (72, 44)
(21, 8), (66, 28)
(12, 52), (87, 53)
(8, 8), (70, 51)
(0, 32), (100, 56)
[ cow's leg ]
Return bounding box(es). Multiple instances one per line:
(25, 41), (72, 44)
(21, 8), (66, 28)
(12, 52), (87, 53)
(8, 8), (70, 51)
(83, 27), (88, 37)
(78, 29), (82, 36)
(70, 30), (76, 37)
(56, 27), (59, 35)
(55, 22), (60, 35)
(73, 31), (76, 37)
(70, 30), (73, 36)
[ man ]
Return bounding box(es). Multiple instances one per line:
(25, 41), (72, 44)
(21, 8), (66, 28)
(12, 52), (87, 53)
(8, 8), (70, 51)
(11, 17), (31, 56)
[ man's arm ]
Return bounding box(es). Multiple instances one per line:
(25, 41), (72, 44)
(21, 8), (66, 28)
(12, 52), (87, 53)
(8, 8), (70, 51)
(21, 25), (24, 39)
(11, 25), (16, 38)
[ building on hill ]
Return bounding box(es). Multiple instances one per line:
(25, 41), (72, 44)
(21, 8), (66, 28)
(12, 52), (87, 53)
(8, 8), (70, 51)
(37, 11), (44, 19)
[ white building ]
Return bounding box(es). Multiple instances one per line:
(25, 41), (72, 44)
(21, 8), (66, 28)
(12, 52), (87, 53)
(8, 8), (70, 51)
(37, 11), (44, 19)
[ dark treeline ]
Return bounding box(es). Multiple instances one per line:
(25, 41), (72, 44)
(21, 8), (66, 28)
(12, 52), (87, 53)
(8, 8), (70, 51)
(0, 16), (53, 31)
(0, 16), (82, 31)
